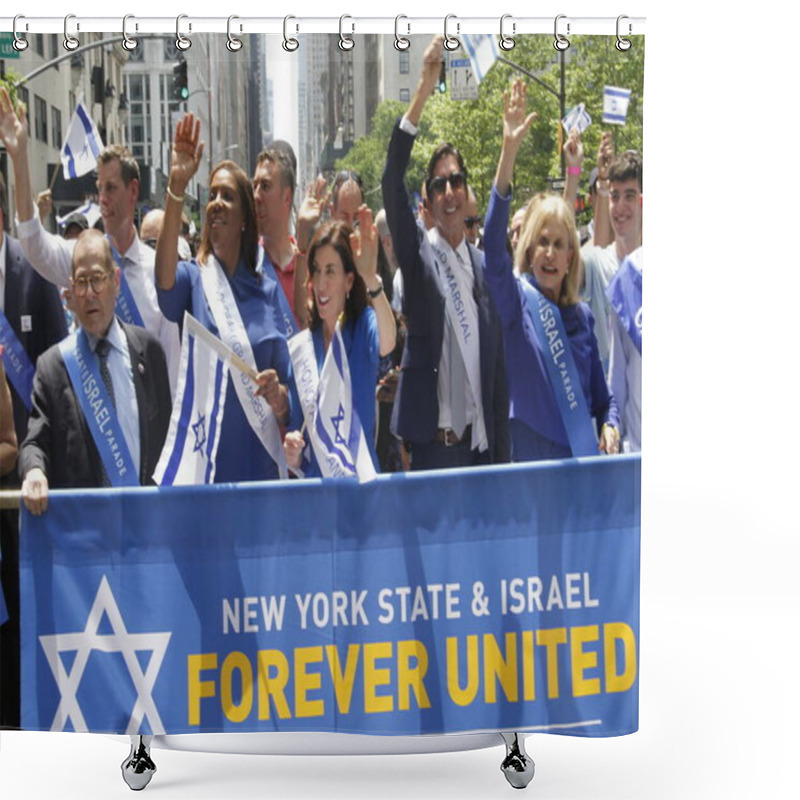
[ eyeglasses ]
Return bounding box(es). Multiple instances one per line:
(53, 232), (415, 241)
(72, 273), (110, 296)
(428, 172), (466, 196)
(464, 216), (482, 228)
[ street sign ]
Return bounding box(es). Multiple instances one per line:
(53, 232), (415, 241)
(448, 58), (478, 102)
(0, 33), (21, 60)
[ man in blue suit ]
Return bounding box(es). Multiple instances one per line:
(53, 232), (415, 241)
(382, 35), (509, 470)
(1, 171), (68, 728)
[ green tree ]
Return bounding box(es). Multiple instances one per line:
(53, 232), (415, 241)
(337, 35), (644, 218)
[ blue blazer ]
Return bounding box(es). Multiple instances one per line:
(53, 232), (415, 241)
(381, 122), (510, 463)
(2, 234), (68, 484)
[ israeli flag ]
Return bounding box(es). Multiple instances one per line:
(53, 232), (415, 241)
(154, 314), (229, 486)
(603, 86), (632, 125)
(310, 323), (376, 483)
(460, 34), (500, 85)
(61, 99), (104, 180)
(56, 200), (102, 229)
(562, 103), (592, 135)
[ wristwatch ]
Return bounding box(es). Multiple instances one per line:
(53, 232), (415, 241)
(367, 276), (384, 298)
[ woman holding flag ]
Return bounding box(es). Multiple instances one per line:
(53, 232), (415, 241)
(483, 79), (619, 462)
(284, 206), (396, 479)
(155, 113), (295, 483)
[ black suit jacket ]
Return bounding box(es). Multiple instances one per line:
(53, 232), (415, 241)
(18, 321), (172, 488)
(2, 234), (68, 484)
(381, 122), (510, 462)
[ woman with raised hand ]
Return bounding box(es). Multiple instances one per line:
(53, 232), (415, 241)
(155, 113), (294, 483)
(284, 205), (396, 478)
(483, 79), (619, 461)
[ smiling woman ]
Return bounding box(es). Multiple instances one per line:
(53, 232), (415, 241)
(154, 113), (298, 484)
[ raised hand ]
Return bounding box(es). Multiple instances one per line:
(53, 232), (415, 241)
(596, 132), (614, 180)
(420, 35), (445, 92)
(349, 205), (378, 280)
(297, 175), (329, 251)
(169, 113), (204, 195)
(564, 127), (585, 168)
(0, 87), (29, 158)
(502, 78), (538, 152)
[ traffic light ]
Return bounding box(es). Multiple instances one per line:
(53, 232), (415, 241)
(172, 59), (189, 101)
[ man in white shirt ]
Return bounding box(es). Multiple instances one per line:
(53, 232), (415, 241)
(0, 89), (180, 394)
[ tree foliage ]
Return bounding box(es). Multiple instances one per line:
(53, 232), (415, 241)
(337, 35), (644, 219)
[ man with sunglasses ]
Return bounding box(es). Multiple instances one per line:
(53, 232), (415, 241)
(382, 35), (509, 470)
(19, 229), (171, 514)
(464, 187), (482, 247)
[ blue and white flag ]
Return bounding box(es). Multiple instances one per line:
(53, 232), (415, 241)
(562, 103), (592, 134)
(60, 99), (104, 180)
(56, 201), (102, 230)
(310, 322), (376, 482)
(154, 314), (229, 486)
(603, 86), (632, 125)
(460, 34), (500, 85)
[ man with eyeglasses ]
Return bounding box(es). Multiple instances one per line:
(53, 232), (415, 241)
(0, 89), (181, 395)
(382, 35), (509, 471)
(464, 186), (482, 247)
(19, 229), (171, 516)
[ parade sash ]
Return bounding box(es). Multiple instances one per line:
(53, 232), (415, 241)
(607, 257), (642, 356)
(59, 330), (139, 487)
(107, 239), (146, 329)
(520, 278), (598, 457)
(200, 256), (287, 478)
(257, 246), (297, 338)
(0, 309), (35, 410)
(287, 328), (320, 434)
(427, 229), (487, 451)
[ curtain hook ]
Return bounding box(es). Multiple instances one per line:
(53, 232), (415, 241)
(443, 14), (460, 51)
(176, 14), (192, 51)
(64, 14), (80, 52)
(394, 15), (410, 51)
(12, 15), (29, 52)
(227, 15), (243, 52)
(122, 15), (138, 51)
(499, 14), (516, 51)
(282, 15), (299, 52)
(616, 15), (632, 51)
(339, 15), (355, 51)
(554, 14), (570, 52)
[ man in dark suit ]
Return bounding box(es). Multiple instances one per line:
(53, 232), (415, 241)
(1, 172), (68, 728)
(19, 229), (171, 512)
(382, 35), (509, 470)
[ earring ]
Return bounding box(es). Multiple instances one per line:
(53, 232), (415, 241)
(346, 290), (350, 300)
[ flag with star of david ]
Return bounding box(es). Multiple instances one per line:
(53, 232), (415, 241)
(153, 314), (229, 486)
(310, 323), (376, 483)
(60, 97), (104, 180)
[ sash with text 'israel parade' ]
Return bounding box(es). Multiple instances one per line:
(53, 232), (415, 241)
(107, 239), (145, 328)
(59, 330), (139, 487)
(520, 277), (598, 457)
(0, 310), (35, 410)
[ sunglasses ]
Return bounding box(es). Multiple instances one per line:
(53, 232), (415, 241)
(428, 172), (466, 196)
(464, 216), (482, 228)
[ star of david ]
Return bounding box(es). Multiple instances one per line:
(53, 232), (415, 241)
(38, 576), (171, 734)
(192, 413), (207, 454)
(330, 403), (347, 447)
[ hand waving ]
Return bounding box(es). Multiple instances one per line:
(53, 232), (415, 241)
(0, 87), (29, 158)
(502, 79), (538, 152)
(349, 205), (378, 280)
(169, 113), (204, 195)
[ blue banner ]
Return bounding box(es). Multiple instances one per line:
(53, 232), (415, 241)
(20, 456), (640, 738)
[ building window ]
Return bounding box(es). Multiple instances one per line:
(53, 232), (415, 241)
(35, 35), (45, 57)
(125, 74), (151, 163)
(49, 35), (59, 63)
(51, 107), (62, 148)
(34, 95), (48, 143)
(399, 88), (410, 103)
(399, 51), (410, 74)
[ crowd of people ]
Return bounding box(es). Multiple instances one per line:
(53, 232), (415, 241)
(0, 34), (642, 727)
